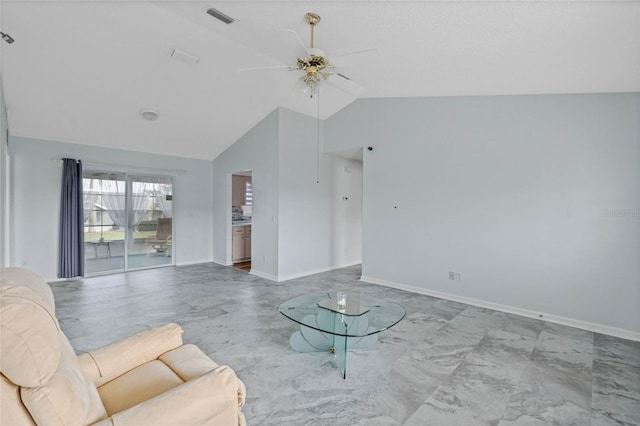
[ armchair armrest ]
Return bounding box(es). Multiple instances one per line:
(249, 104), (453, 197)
(78, 323), (184, 387)
(90, 365), (246, 426)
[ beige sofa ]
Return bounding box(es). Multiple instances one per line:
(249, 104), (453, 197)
(0, 267), (246, 425)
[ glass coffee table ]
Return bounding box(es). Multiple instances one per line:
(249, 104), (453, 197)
(279, 291), (406, 379)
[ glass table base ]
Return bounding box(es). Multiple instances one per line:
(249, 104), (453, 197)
(280, 291), (405, 379)
(288, 311), (377, 378)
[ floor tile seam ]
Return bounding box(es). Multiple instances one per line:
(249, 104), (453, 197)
(529, 332), (596, 362)
(393, 319), (449, 341)
(538, 325), (596, 346)
(481, 327), (540, 343)
(400, 382), (449, 423)
(527, 350), (595, 374)
(444, 343), (535, 393)
(510, 356), (595, 414)
(497, 403), (590, 426)
(592, 354), (640, 366)
(462, 349), (537, 377)
(592, 357), (640, 371)
(409, 382), (517, 426)
(591, 386), (640, 404)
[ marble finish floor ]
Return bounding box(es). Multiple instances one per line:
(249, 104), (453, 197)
(50, 263), (640, 425)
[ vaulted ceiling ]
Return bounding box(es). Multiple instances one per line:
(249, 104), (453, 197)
(1, 1), (638, 160)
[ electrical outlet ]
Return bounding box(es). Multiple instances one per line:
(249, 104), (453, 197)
(455, 272), (462, 281)
(449, 272), (455, 280)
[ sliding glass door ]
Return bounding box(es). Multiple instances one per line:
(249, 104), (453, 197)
(128, 175), (173, 270)
(83, 173), (126, 274)
(83, 172), (173, 275)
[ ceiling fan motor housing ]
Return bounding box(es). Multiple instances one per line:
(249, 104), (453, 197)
(297, 55), (331, 72)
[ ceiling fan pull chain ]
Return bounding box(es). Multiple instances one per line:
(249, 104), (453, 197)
(316, 87), (321, 184)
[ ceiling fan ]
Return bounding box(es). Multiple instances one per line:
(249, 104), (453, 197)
(239, 12), (381, 99)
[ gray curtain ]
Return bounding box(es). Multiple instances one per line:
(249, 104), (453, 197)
(58, 158), (84, 278)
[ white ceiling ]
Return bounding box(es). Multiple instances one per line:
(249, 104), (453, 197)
(1, 1), (638, 160)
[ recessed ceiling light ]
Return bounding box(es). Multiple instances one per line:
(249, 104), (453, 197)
(139, 109), (160, 121)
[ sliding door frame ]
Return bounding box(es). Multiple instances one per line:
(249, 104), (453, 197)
(83, 170), (175, 275)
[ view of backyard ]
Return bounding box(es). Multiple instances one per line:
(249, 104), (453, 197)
(83, 173), (173, 274)
(84, 230), (155, 242)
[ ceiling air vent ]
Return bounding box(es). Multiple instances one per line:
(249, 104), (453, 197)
(206, 7), (236, 24)
(170, 48), (200, 65)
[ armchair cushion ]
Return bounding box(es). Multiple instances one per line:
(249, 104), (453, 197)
(91, 366), (246, 426)
(0, 267), (61, 387)
(159, 343), (219, 381)
(1, 375), (35, 425)
(20, 337), (107, 426)
(77, 323), (184, 387)
(98, 360), (184, 416)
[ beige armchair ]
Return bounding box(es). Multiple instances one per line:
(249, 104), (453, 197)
(0, 267), (246, 425)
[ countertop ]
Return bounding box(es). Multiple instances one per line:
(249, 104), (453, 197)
(232, 221), (251, 227)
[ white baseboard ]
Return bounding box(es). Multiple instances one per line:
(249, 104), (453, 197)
(176, 260), (211, 267)
(250, 269), (278, 282)
(250, 261), (362, 282)
(360, 275), (640, 342)
(337, 260), (363, 269)
(277, 261), (362, 282)
(212, 257), (233, 266)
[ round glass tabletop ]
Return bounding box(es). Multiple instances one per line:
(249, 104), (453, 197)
(279, 291), (406, 337)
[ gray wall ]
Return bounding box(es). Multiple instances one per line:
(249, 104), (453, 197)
(0, 77), (7, 267)
(10, 136), (214, 280)
(212, 109), (280, 279)
(277, 108), (363, 279)
(212, 107), (364, 281)
(326, 93), (640, 333)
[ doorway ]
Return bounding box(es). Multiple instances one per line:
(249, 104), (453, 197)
(230, 171), (252, 271)
(83, 172), (174, 275)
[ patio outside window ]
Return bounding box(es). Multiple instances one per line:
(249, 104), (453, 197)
(83, 172), (174, 275)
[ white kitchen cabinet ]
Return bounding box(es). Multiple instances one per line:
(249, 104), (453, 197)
(232, 225), (251, 262)
(245, 226), (251, 258)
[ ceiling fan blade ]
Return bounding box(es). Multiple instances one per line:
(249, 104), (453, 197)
(331, 48), (382, 68)
(151, 2), (308, 66)
(326, 73), (366, 97)
(224, 27), (307, 66)
(238, 65), (293, 73)
(276, 29), (310, 57)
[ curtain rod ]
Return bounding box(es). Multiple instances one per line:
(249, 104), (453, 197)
(52, 159), (186, 175)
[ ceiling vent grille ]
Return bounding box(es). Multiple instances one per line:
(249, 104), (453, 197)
(206, 8), (236, 24)
(170, 48), (200, 65)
